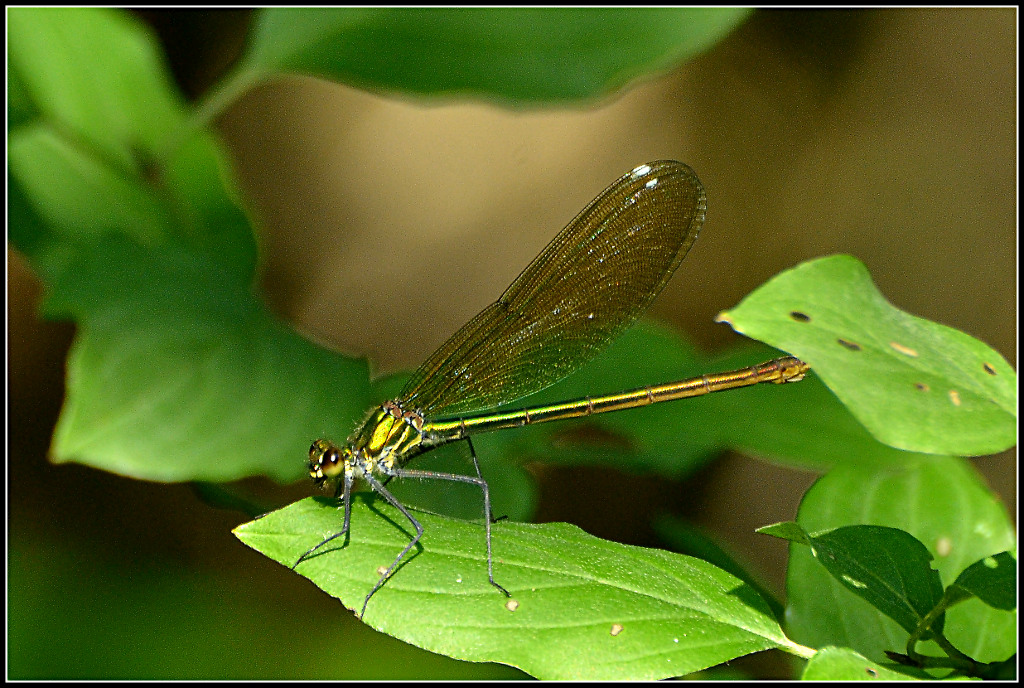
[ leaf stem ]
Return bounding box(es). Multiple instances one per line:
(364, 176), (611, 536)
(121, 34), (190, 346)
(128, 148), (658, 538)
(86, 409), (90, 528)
(905, 596), (976, 672)
(778, 638), (817, 660)
(158, 67), (264, 163)
(192, 67), (264, 132)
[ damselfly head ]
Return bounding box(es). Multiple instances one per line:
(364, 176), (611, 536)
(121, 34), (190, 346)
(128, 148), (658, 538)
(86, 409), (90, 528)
(308, 438), (347, 488)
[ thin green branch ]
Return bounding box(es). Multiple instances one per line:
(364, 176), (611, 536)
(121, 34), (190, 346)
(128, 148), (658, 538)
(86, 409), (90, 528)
(158, 67), (264, 163)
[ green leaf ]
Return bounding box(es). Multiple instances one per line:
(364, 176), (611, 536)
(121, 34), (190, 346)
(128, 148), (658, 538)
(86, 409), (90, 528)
(9, 125), (172, 250)
(718, 255), (1017, 456)
(757, 521), (811, 545)
(8, 7), (371, 483)
(796, 525), (945, 637)
(7, 59), (37, 129)
(236, 496), (795, 680)
(47, 235), (370, 482)
(655, 515), (783, 621)
(801, 646), (926, 680)
(785, 455), (1016, 665)
(8, 7), (184, 169)
(11, 129), (363, 485)
(946, 551), (1017, 611)
(764, 522), (949, 641)
(241, 8), (751, 104)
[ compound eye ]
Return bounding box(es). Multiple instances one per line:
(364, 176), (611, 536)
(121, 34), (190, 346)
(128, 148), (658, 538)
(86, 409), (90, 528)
(308, 440), (342, 484)
(321, 446), (345, 478)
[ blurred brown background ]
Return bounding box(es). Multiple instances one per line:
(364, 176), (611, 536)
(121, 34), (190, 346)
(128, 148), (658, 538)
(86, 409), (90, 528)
(8, 8), (1015, 678)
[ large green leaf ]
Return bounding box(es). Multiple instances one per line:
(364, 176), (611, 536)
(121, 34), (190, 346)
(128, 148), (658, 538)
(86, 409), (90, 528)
(654, 515), (783, 622)
(10, 137), (371, 482)
(236, 496), (804, 680)
(239, 8), (751, 104)
(719, 255), (1017, 456)
(763, 524), (946, 637)
(8, 8), (371, 483)
(8, 8), (184, 170)
(43, 237), (367, 482)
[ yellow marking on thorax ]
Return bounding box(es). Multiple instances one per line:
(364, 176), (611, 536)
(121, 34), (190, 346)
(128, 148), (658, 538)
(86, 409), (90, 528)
(358, 405), (425, 471)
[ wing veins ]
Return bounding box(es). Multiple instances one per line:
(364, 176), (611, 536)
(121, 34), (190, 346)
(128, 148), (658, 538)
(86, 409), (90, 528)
(399, 161), (706, 417)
